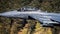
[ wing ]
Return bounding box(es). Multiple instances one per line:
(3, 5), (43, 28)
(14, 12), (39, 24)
(44, 13), (60, 22)
(29, 13), (60, 26)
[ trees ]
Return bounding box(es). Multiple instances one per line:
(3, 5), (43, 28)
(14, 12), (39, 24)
(0, 0), (60, 12)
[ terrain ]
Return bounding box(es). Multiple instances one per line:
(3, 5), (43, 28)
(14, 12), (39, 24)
(0, 17), (60, 34)
(0, 0), (60, 12)
(0, 0), (60, 34)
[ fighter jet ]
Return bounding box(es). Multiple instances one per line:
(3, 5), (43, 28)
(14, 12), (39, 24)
(0, 7), (60, 27)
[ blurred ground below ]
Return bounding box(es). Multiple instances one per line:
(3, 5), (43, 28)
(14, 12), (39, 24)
(0, 17), (60, 34)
